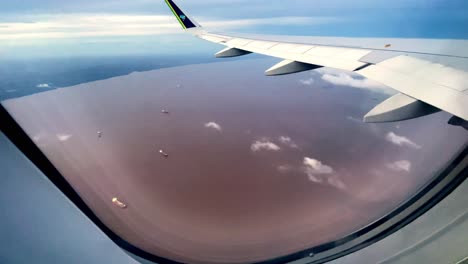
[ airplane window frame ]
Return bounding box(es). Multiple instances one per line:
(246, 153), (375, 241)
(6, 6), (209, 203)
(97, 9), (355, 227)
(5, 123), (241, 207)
(0, 104), (467, 264)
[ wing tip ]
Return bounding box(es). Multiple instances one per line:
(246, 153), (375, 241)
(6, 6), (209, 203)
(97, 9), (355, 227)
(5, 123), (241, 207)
(164, 0), (200, 30)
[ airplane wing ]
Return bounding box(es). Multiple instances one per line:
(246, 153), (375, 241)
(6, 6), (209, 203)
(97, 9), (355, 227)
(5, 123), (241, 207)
(164, 0), (468, 123)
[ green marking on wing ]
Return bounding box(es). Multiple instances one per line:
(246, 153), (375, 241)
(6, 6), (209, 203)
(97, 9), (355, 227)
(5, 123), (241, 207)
(164, 0), (186, 29)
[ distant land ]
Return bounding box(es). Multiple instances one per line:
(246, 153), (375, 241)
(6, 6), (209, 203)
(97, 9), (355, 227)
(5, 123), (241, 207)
(0, 55), (223, 101)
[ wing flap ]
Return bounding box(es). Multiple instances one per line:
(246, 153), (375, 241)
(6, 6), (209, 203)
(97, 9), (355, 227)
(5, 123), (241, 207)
(269, 43), (313, 53)
(265, 60), (322, 76)
(245, 40), (278, 50)
(208, 34), (369, 71)
(225, 38), (251, 46)
(199, 34), (229, 43)
(215, 47), (252, 58)
(358, 56), (468, 120)
(364, 93), (440, 123)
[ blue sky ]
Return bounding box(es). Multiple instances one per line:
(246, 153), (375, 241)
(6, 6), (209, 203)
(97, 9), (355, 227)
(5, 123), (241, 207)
(1, 0), (468, 58)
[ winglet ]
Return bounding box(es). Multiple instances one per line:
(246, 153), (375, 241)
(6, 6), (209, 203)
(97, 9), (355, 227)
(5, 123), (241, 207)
(164, 0), (201, 29)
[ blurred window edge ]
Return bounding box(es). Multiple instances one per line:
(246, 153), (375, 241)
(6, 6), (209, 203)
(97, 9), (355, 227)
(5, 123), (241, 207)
(0, 104), (466, 264)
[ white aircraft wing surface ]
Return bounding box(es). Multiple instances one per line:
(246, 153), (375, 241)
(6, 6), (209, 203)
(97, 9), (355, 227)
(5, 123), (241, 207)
(164, 0), (468, 123)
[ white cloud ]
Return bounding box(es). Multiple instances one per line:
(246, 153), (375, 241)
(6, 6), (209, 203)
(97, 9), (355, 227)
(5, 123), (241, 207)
(387, 160), (412, 172)
(251, 139), (281, 152)
(277, 164), (293, 173)
(299, 77), (315, 86)
(36, 83), (50, 88)
(303, 157), (334, 176)
(204, 121), (222, 132)
(386, 132), (421, 149)
(278, 136), (299, 148)
(56, 133), (72, 142)
(303, 157), (346, 190)
(0, 14), (342, 40)
(321, 71), (392, 94)
(346, 116), (362, 123)
(327, 176), (347, 190)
